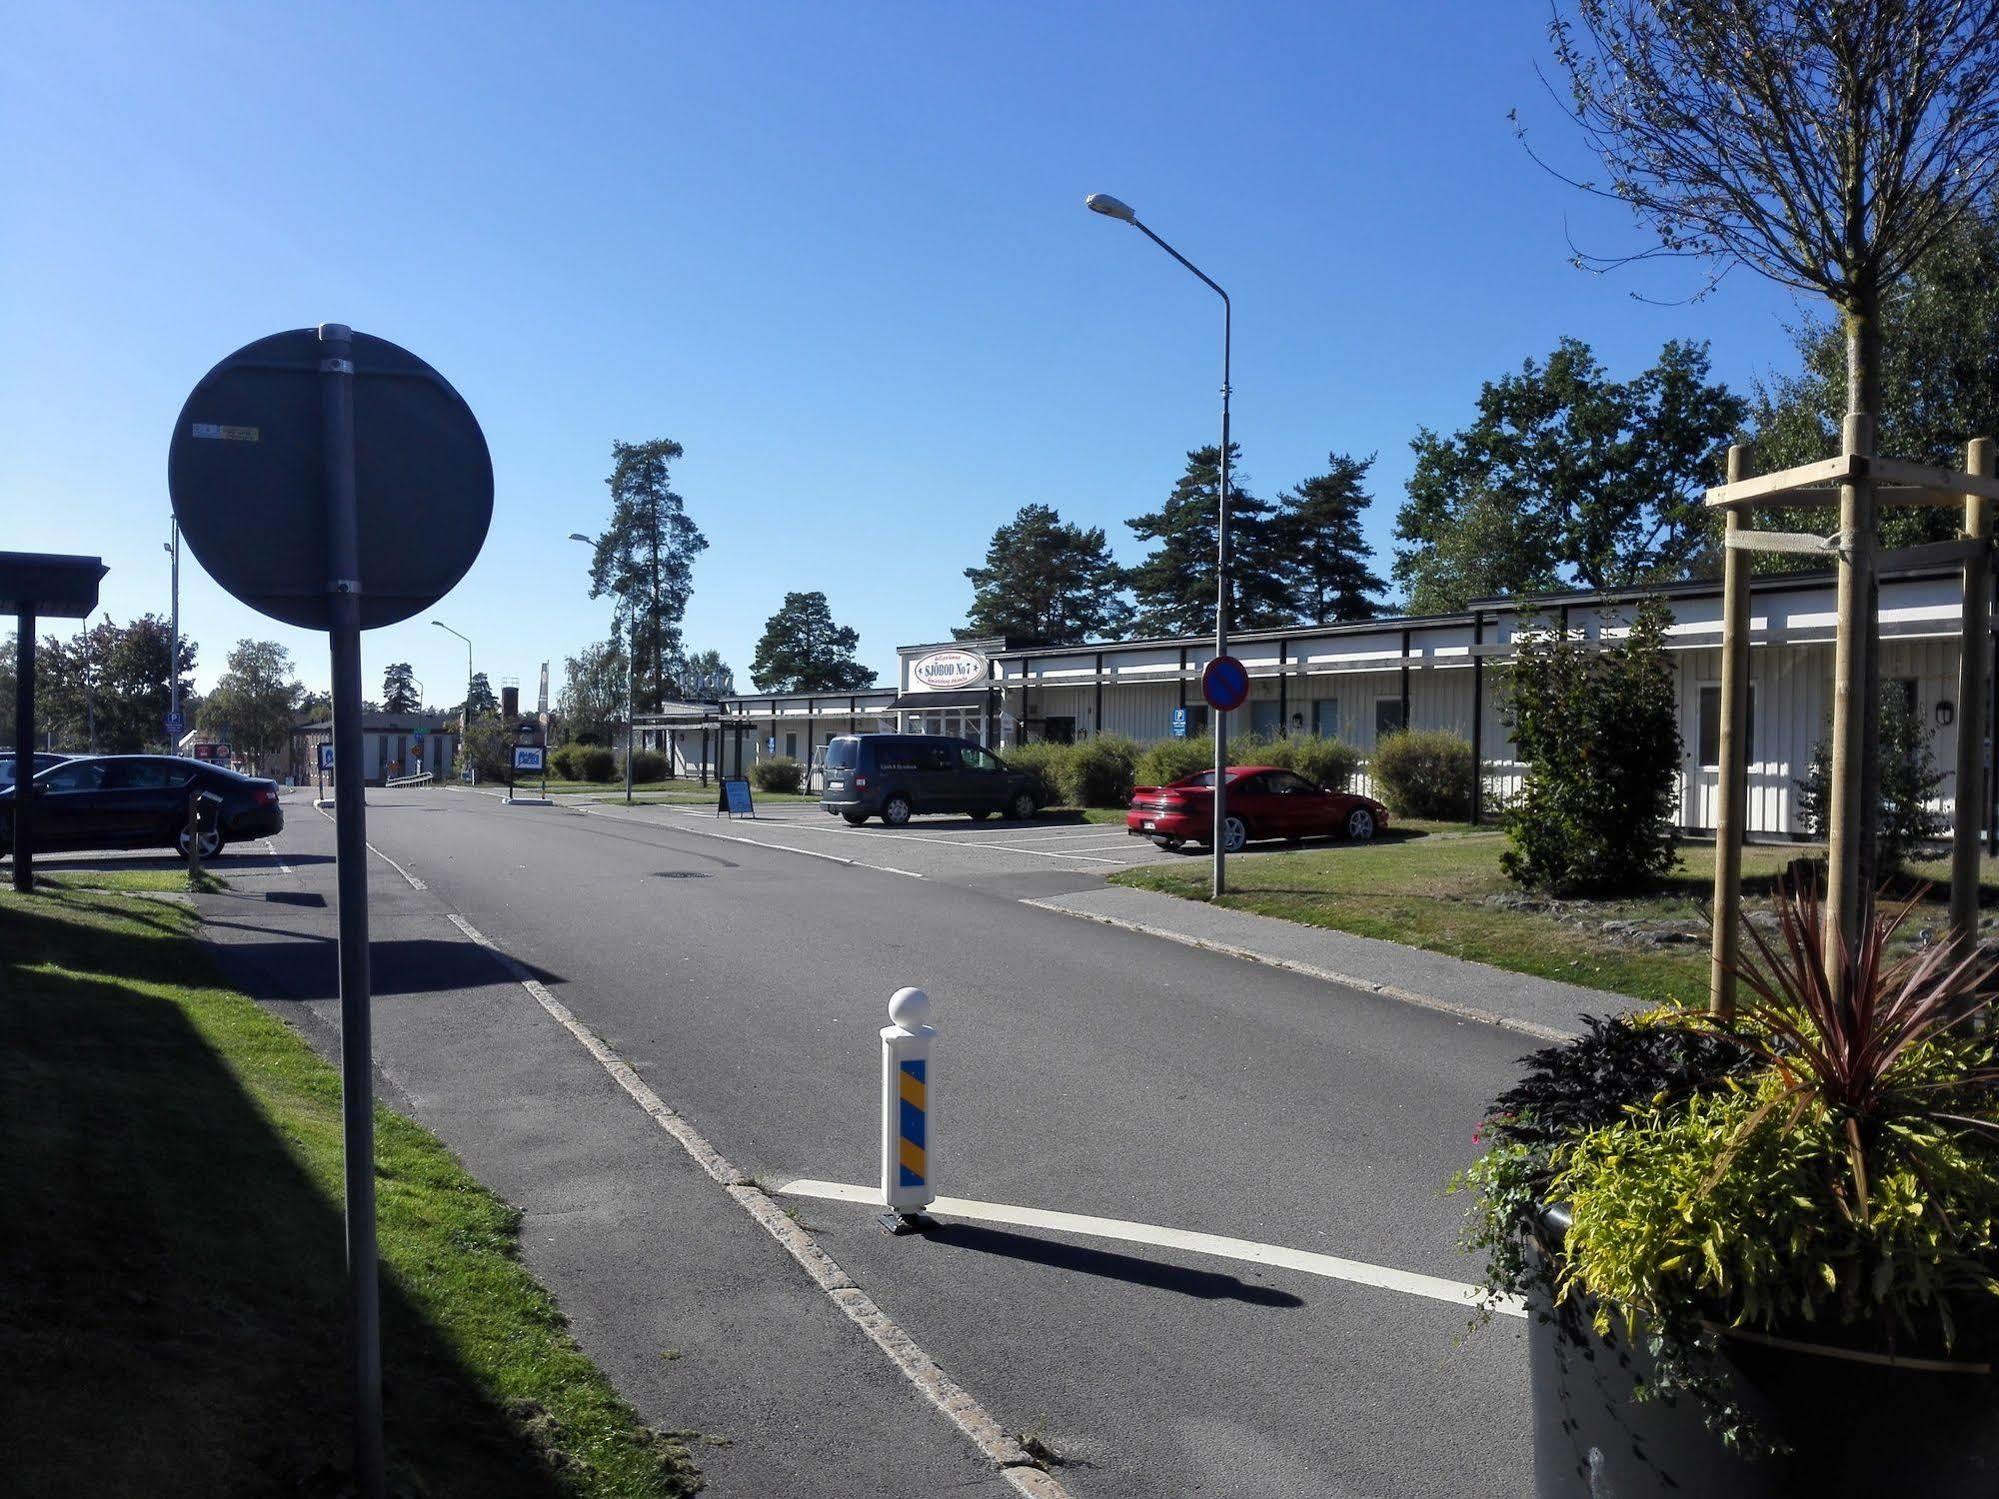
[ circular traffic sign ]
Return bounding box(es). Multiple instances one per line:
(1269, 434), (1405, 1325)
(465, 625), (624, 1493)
(167, 328), (492, 630)
(1202, 654), (1250, 713)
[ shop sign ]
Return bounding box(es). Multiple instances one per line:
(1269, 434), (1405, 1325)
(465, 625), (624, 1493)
(910, 648), (987, 690)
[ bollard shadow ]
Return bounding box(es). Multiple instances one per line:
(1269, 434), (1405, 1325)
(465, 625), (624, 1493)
(917, 1221), (1305, 1308)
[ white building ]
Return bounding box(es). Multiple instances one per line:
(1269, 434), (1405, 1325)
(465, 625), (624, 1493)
(665, 566), (1986, 839)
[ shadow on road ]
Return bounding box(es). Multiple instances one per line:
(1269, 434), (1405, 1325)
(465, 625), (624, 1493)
(919, 1221), (1305, 1307)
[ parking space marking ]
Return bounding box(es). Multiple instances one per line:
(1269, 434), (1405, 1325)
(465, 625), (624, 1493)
(761, 819), (1138, 864)
(777, 1179), (1522, 1318)
(573, 803), (926, 878)
(263, 838), (293, 875)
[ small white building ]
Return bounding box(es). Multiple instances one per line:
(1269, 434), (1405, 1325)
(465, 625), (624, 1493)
(287, 712), (462, 786)
(697, 566), (1987, 839)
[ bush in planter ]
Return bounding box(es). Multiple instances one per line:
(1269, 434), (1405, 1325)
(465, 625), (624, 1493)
(1061, 733), (1140, 808)
(1000, 741), (1070, 809)
(1455, 881), (1999, 1485)
(1500, 600), (1681, 895)
(750, 756), (803, 794)
(1370, 729), (1473, 819)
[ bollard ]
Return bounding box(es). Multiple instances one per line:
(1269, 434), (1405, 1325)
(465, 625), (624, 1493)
(878, 986), (935, 1234)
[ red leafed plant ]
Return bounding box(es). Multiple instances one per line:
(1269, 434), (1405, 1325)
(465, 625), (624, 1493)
(1727, 877), (1999, 1217)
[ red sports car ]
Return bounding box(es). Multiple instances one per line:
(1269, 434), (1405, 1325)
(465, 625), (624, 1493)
(1126, 765), (1387, 853)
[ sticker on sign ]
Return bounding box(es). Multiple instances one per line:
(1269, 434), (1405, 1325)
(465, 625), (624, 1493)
(191, 423), (261, 442)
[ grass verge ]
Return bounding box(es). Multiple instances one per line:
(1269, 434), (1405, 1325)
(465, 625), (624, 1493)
(1108, 831), (1991, 1009)
(0, 884), (701, 1497)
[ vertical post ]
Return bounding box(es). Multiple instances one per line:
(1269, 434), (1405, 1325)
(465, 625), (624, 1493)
(1827, 413), (1875, 992)
(168, 517), (181, 747)
(1213, 301), (1232, 899)
(1470, 611), (1485, 827)
(185, 789), (203, 885)
(1950, 437), (1994, 954)
(879, 986), (935, 1230)
(1711, 445), (1752, 1021)
(624, 611), (636, 805)
(1399, 627), (1412, 731)
(13, 608), (36, 893)
(319, 323), (384, 1499)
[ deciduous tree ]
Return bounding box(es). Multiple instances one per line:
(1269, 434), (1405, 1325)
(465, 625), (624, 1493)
(1392, 339), (1743, 612)
(197, 639), (302, 772)
(557, 639), (626, 743)
(750, 592), (876, 692)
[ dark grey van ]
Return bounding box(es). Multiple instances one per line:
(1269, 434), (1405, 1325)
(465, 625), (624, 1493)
(820, 734), (1038, 826)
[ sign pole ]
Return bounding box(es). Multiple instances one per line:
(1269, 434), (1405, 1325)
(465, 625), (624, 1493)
(318, 323), (385, 1499)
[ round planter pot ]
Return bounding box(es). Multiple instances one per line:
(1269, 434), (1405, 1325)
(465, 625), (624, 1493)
(1526, 1223), (1999, 1498)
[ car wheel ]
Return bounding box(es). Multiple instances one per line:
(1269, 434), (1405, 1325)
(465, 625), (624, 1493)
(177, 825), (224, 861)
(1346, 807), (1376, 842)
(842, 812), (868, 826)
(1009, 792), (1036, 821)
(1221, 815), (1248, 854)
(969, 808), (993, 821)
(882, 794), (913, 827)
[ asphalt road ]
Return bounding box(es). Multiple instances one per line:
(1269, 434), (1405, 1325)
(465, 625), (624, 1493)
(185, 787), (1540, 1496)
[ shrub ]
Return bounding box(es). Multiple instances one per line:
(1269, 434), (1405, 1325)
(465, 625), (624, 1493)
(460, 720), (514, 783)
(1269, 733), (1358, 792)
(750, 756), (803, 794)
(1500, 601), (1681, 894)
(548, 743), (585, 781)
(1000, 741), (1070, 809)
(1371, 729), (1474, 819)
(624, 749), (667, 783)
(1062, 733), (1140, 807)
(1794, 685), (1945, 871)
(1135, 734), (1214, 788)
(577, 746), (618, 783)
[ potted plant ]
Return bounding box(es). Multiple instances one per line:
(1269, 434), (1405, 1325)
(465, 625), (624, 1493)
(1455, 881), (1999, 1496)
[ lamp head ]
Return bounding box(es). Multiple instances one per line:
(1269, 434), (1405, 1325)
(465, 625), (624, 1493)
(568, 532), (590, 543)
(1086, 193), (1137, 224)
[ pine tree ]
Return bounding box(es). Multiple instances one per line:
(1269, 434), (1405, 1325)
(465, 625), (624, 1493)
(1125, 444), (1287, 638)
(380, 661), (419, 713)
(579, 439), (708, 711)
(959, 504), (1129, 643)
(1272, 453), (1386, 624)
(750, 592), (876, 692)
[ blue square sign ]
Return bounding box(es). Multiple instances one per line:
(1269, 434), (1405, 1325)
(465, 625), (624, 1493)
(1171, 707), (1188, 738)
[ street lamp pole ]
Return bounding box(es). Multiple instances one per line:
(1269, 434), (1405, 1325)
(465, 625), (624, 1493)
(570, 533), (635, 804)
(1087, 192), (1233, 897)
(432, 620), (472, 780)
(166, 518), (181, 749)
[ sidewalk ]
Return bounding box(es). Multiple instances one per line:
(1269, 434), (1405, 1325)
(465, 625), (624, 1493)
(1021, 885), (1633, 1042)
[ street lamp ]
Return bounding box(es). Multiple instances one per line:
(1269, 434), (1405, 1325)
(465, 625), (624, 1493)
(432, 619), (472, 782)
(569, 533), (635, 804)
(1087, 191), (1235, 897)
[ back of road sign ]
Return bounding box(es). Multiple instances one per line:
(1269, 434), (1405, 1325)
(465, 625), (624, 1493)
(167, 329), (493, 630)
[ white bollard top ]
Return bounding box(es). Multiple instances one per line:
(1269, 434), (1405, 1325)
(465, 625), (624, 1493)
(887, 986), (933, 1033)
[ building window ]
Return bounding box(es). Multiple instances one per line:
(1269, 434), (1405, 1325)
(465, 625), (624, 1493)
(785, 732), (797, 758)
(1375, 699), (1406, 737)
(1044, 716), (1076, 745)
(1251, 700), (1282, 736)
(1311, 700), (1339, 739)
(1185, 705), (1210, 736)
(1697, 684), (1756, 769)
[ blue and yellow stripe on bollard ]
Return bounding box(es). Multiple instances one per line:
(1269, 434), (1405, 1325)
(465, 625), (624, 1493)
(898, 1058), (927, 1188)
(881, 986), (936, 1215)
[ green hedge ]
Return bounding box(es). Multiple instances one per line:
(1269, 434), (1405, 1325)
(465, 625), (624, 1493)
(998, 742), (1067, 809)
(1133, 731), (1358, 792)
(751, 756), (804, 794)
(1062, 734), (1140, 807)
(1370, 729), (1474, 819)
(577, 746), (618, 783)
(1135, 735), (1214, 789)
(624, 749), (667, 783)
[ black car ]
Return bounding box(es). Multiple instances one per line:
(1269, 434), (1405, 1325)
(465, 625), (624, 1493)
(820, 734), (1038, 826)
(0, 752), (71, 790)
(0, 755), (283, 860)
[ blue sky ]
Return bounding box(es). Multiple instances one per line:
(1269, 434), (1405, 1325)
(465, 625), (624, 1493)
(2, 1), (1817, 703)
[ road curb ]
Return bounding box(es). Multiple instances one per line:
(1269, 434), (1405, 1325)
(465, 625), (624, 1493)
(442, 911), (1066, 1495)
(1019, 897), (1580, 1044)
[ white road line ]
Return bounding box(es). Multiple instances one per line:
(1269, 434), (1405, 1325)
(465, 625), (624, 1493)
(771, 819), (1134, 863)
(312, 804), (427, 890)
(573, 804), (925, 877)
(440, 912), (1059, 1496)
(263, 839), (294, 876)
(777, 1179), (1522, 1319)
